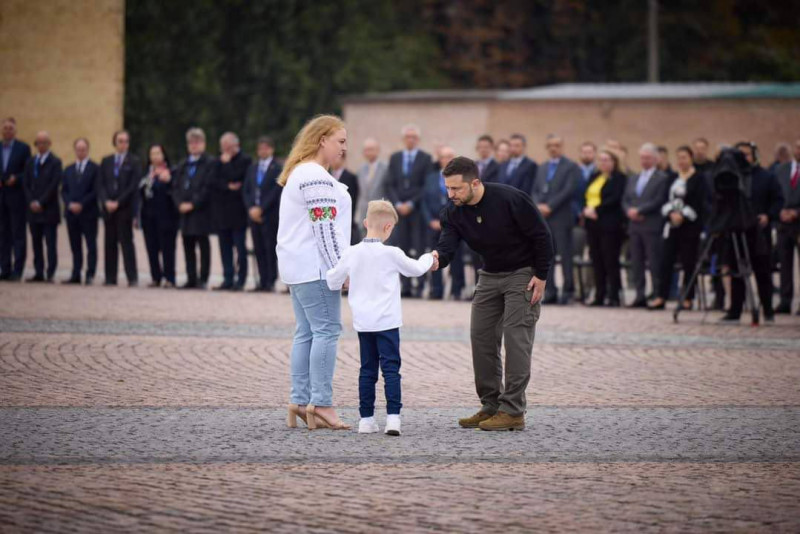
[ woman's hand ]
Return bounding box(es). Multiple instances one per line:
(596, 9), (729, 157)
(583, 206), (598, 220)
(669, 212), (684, 226)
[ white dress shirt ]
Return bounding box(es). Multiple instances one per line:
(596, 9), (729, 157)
(326, 239), (433, 332)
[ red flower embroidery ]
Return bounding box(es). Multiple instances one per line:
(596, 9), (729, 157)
(330, 207), (337, 218)
(313, 207), (323, 219)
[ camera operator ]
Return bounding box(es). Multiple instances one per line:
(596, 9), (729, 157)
(715, 147), (776, 324)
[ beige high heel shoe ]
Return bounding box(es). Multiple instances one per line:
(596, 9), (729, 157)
(288, 404), (330, 429)
(306, 405), (351, 430)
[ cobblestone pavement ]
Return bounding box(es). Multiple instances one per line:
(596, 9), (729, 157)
(1, 282), (799, 532)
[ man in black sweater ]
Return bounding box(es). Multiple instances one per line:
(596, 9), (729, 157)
(432, 157), (553, 432)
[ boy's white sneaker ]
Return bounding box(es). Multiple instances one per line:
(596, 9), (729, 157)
(358, 417), (381, 434)
(385, 414), (401, 436)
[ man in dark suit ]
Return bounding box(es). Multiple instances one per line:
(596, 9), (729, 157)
(532, 135), (581, 305)
(775, 138), (800, 315)
(0, 117), (32, 281)
(23, 131), (62, 282)
(174, 127), (214, 289)
(331, 153), (360, 245)
(243, 136), (282, 292)
(98, 130), (141, 286)
(61, 138), (99, 285)
(475, 135), (499, 183)
(213, 132), (251, 291)
(497, 134), (537, 194)
(386, 124), (433, 297)
(622, 143), (670, 307)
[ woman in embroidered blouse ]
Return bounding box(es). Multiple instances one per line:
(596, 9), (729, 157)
(649, 146), (708, 311)
(583, 149), (627, 307)
(277, 115), (352, 430)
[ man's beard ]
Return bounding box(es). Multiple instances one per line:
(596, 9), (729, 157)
(455, 185), (475, 206)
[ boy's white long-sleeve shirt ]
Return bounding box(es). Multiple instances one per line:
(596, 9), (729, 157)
(326, 239), (434, 332)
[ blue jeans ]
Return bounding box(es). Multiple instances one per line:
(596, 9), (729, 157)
(357, 328), (402, 418)
(289, 279), (342, 406)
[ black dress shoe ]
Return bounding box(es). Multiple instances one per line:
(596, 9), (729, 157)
(628, 299), (648, 309)
(719, 313), (741, 324)
(26, 275), (45, 283)
(648, 301), (666, 311)
(429, 294), (443, 301)
(103, 281), (117, 286)
(607, 300), (621, 308)
(214, 283), (234, 291)
(400, 290), (412, 298)
(62, 277), (81, 285)
(775, 303), (792, 315)
(0, 273), (10, 281)
(587, 299), (604, 307)
(180, 282), (198, 290)
(231, 284), (244, 292)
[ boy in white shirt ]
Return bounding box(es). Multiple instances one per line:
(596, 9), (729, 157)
(326, 200), (437, 435)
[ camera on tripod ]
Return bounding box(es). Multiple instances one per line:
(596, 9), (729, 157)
(708, 147), (757, 234)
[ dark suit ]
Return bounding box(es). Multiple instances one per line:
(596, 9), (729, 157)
(585, 170), (626, 304)
(62, 160), (99, 281)
(0, 139), (32, 278)
(98, 152), (142, 284)
(23, 153), (62, 279)
(337, 168), (360, 245)
(622, 168), (670, 302)
(243, 158), (282, 290)
(775, 161), (800, 309)
(532, 157), (581, 301)
(214, 151), (251, 287)
(498, 156), (537, 194)
(174, 154), (214, 286)
(422, 169), (466, 299)
(386, 149), (433, 295)
(477, 158), (500, 183)
(139, 167), (179, 285)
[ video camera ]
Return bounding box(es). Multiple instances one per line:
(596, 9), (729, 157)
(707, 148), (756, 234)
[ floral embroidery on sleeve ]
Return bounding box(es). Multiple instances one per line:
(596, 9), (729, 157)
(309, 206), (337, 222)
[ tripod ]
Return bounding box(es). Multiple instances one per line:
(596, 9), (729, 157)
(673, 231), (759, 325)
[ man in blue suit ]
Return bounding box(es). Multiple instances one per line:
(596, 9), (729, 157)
(61, 138), (99, 284)
(23, 131), (62, 282)
(497, 134), (537, 195)
(0, 117), (32, 281)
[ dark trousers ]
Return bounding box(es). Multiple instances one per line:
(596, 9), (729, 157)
(218, 227), (248, 286)
(29, 222), (57, 279)
(629, 230), (663, 301)
(251, 220), (278, 289)
(357, 328), (402, 418)
(429, 231), (467, 298)
(727, 229), (774, 318)
(391, 211), (424, 294)
(0, 192), (27, 276)
(658, 225), (701, 301)
(66, 213), (98, 280)
(142, 216), (177, 285)
(182, 233), (210, 286)
(545, 220), (575, 299)
(103, 209), (137, 284)
(586, 221), (623, 303)
(777, 228), (798, 307)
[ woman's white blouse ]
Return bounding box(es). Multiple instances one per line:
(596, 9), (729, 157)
(277, 161), (352, 285)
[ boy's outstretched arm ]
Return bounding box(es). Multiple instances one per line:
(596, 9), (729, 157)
(325, 249), (351, 290)
(392, 248), (435, 278)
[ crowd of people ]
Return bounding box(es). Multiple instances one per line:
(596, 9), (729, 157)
(1, 115), (799, 322)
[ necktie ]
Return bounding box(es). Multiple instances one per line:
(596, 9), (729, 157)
(257, 163), (266, 186)
(792, 166), (799, 189)
(478, 161), (486, 178)
(636, 172), (649, 197)
(367, 162), (376, 184)
(34, 156), (40, 179)
(403, 152), (411, 175)
(547, 160), (558, 182)
(114, 155), (122, 177)
(508, 160), (518, 177)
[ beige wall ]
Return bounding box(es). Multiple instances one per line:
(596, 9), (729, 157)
(0, 0), (124, 162)
(344, 98), (800, 170)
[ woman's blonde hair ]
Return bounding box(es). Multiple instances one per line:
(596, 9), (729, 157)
(278, 114), (345, 186)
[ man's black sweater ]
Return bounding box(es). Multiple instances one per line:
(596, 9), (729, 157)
(435, 182), (554, 280)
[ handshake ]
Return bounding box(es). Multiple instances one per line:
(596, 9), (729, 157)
(430, 250), (440, 272)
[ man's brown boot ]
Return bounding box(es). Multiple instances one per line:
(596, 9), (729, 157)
(458, 410), (495, 428)
(478, 411), (525, 431)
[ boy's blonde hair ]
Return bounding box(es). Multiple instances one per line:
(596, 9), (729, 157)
(366, 200), (398, 228)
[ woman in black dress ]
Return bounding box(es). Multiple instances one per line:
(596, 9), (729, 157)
(139, 144), (179, 288)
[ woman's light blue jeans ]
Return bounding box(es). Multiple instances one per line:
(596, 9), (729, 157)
(288, 279), (342, 406)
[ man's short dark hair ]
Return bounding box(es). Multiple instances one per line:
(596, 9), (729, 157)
(73, 137), (90, 148)
(257, 136), (275, 148)
(676, 145), (693, 158)
(442, 156), (479, 182)
(693, 137), (709, 146)
(657, 145), (668, 154)
(580, 141), (597, 150)
(510, 133), (527, 145)
(477, 134), (494, 145)
(112, 129), (129, 146)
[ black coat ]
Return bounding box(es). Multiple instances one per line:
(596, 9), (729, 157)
(212, 151), (251, 231)
(23, 153), (62, 225)
(97, 153), (143, 214)
(242, 159), (283, 225)
(480, 159), (500, 183)
(498, 156), (538, 194)
(173, 154), (214, 236)
(585, 170), (626, 230)
(750, 165), (784, 223)
(1, 140), (32, 201)
(386, 150), (433, 206)
(338, 169), (359, 214)
(663, 171), (709, 232)
(62, 160), (99, 219)
(139, 167), (179, 226)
